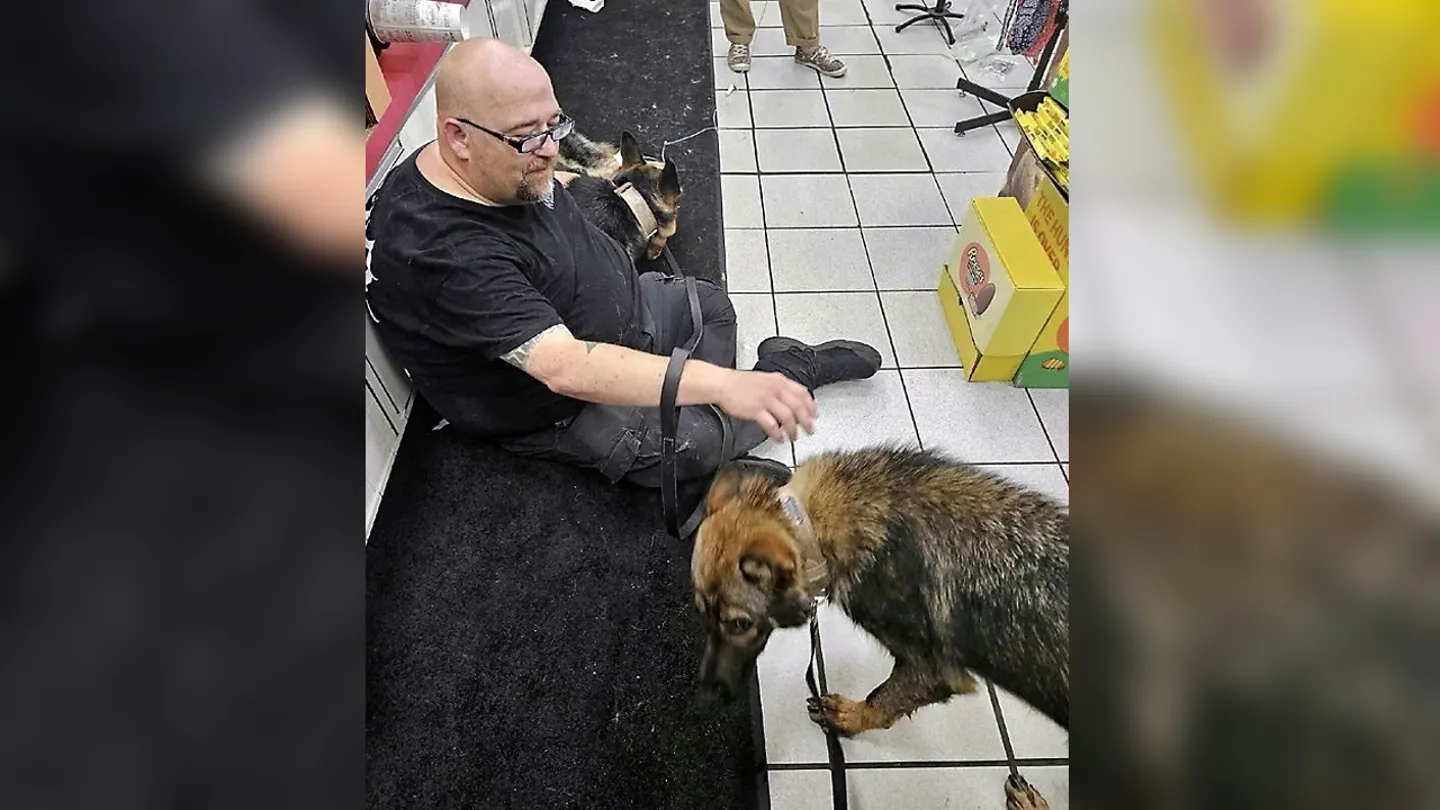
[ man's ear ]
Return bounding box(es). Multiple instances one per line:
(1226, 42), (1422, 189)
(619, 131), (644, 169)
(442, 119), (472, 161)
(706, 462), (745, 514)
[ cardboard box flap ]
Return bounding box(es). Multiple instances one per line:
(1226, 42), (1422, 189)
(974, 198), (1063, 290)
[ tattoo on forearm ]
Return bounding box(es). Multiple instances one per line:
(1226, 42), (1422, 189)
(501, 324), (564, 369)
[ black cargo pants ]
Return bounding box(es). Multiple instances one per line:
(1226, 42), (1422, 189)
(499, 273), (770, 487)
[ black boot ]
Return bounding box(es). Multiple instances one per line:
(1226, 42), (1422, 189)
(754, 336), (882, 392)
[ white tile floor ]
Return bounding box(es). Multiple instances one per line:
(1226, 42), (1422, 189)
(713, 1), (1068, 807)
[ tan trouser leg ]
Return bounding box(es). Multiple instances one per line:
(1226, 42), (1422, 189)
(719, 0), (758, 45)
(778, 0), (821, 49)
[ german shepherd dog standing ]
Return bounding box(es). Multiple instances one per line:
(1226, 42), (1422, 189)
(691, 446), (1068, 809)
(557, 130), (682, 262)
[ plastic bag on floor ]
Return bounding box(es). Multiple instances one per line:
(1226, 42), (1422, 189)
(970, 52), (1029, 82)
(568, 0), (603, 11)
(952, 19), (999, 64)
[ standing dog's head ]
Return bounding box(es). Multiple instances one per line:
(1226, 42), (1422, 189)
(690, 463), (813, 703)
(613, 131), (682, 260)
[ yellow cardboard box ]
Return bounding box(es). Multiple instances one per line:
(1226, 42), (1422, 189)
(939, 197), (1064, 382)
(1013, 172), (1069, 388)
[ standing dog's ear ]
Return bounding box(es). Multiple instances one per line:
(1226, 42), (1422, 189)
(706, 462), (746, 514)
(659, 161), (682, 206)
(739, 529), (798, 590)
(619, 131), (645, 169)
(740, 539), (811, 627)
(739, 548), (795, 592)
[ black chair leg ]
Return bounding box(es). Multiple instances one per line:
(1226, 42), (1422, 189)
(953, 108), (1011, 135)
(894, 2), (967, 45)
(955, 76), (1013, 107)
(936, 14), (955, 45)
(894, 13), (930, 34)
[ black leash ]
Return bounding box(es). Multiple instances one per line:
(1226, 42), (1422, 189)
(656, 246), (733, 540)
(659, 270), (703, 539)
(804, 602), (849, 810)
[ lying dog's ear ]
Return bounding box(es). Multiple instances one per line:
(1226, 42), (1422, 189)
(619, 131), (644, 169)
(659, 161), (681, 205)
(706, 462), (745, 514)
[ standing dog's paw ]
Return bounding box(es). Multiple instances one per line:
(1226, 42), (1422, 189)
(806, 693), (872, 737)
(1005, 773), (1049, 810)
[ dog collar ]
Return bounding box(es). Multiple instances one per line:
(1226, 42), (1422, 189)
(612, 181), (659, 240)
(777, 487), (829, 597)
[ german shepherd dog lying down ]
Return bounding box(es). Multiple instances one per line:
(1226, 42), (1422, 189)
(556, 130), (681, 262)
(691, 446), (1068, 808)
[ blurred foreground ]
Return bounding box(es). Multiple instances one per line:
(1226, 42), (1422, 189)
(1074, 0), (1439, 808)
(0, 2), (360, 808)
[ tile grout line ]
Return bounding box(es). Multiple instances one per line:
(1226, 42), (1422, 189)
(813, 40), (909, 391)
(731, 29), (789, 789)
(726, 8), (795, 771)
(747, 667), (775, 810)
(736, 26), (796, 467)
(850, 15), (933, 450)
(743, 9), (800, 478)
(768, 757), (1067, 771)
(1025, 389), (1065, 467)
(886, 53), (963, 227)
(860, 12), (972, 446)
(724, 222), (977, 230)
(717, 164), (999, 173)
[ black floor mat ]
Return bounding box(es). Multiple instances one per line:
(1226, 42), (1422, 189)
(366, 424), (762, 810)
(366, 2), (760, 808)
(530, 0), (725, 284)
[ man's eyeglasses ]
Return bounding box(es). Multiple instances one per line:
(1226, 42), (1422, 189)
(455, 113), (575, 154)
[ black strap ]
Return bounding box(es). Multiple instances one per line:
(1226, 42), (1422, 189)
(660, 347), (690, 538)
(655, 246), (737, 539)
(660, 267), (705, 539)
(805, 609), (849, 810)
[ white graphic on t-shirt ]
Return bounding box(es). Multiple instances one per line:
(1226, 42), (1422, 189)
(365, 194), (380, 323)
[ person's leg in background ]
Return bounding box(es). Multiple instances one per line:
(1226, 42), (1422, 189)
(780, 0), (847, 77)
(719, 0), (758, 73)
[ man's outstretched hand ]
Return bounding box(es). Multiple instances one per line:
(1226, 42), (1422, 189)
(716, 370), (817, 443)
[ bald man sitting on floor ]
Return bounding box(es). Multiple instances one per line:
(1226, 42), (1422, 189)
(365, 38), (881, 506)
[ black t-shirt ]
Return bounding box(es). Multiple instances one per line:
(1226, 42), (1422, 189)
(365, 151), (644, 436)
